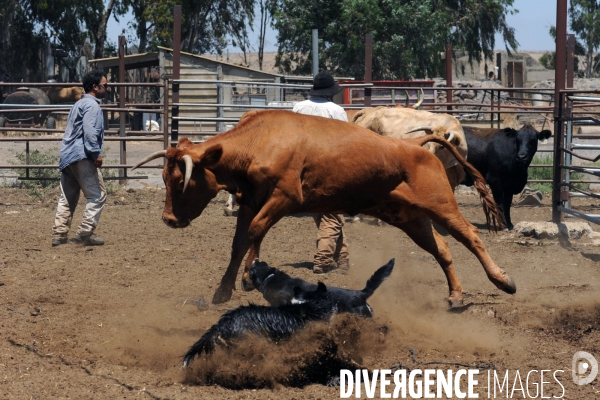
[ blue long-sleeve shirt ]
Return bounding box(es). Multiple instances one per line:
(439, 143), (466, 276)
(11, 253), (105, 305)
(59, 94), (104, 171)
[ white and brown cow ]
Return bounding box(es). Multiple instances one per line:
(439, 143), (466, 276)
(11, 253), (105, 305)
(351, 107), (468, 189)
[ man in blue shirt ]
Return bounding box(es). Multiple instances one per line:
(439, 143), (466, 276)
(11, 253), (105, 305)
(51, 70), (108, 247)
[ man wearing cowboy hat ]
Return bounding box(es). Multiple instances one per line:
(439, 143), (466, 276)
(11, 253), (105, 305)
(292, 71), (350, 274)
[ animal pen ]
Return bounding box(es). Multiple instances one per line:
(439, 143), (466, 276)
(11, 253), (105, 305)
(1, 0), (599, 226)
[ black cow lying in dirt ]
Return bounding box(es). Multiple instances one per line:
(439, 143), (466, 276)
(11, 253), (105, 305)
(182, 282), (336, 367)
(461, 125), (552, 230)
(250, 258), (394, 317)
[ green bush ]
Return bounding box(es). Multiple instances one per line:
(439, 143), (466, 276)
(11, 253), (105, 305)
(99, 146), (122, 195)
(100, 165), (121, 195)
(10, 147), (61, 202)
(528, 154), (589, 193)
(10, 146), (121, 201)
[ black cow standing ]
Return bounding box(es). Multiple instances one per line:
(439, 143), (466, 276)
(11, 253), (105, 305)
(461, 124), (552, 230)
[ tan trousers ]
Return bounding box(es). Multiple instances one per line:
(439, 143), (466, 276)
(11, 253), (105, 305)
(313, 213), (349, 269)
(52, 159), (107, 238)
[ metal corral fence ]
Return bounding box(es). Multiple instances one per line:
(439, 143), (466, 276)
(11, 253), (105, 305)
(168, 79), (562, 186)
(3, 79), (600, 207)
(0, 81), (167, 182)
(554, 89), (600, 224)
(168, 78), (377, 144)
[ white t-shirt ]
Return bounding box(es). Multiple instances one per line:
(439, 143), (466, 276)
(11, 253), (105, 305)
(292, 96), (348, 122)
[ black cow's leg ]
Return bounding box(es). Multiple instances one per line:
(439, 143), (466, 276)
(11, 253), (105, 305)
(212, 205), (255, 304)
(502, 192), (514, 230)
(394, 217), (464, 307)
(489, 182), (509, 230)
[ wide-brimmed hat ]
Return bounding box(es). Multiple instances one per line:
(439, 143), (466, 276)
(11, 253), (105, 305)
(310, 71), (342, 96)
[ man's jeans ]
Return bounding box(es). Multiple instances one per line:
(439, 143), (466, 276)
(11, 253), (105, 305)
(313, 213), (349, 269)
(52, 159), (107, 238)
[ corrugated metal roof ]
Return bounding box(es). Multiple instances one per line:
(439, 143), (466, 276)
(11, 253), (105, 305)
(90, 47), (284, 78)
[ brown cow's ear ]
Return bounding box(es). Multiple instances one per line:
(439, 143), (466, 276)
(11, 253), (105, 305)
(177, 137), (194, 149)
(200, 144), (223, 167)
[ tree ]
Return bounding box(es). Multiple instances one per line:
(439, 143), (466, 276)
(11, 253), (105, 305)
(569, 0), (600, 78)
(77, 0), (121, 59)
(119, 0), (150, 53)
(271, 0), (518, 80)
(142, 0), (255, 56)
(257, 0), (276, 70)
(0, 0), (129, 81)
(0, 0), (48, 81)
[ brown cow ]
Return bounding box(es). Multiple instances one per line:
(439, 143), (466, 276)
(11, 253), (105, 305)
(132, 110), (516, 306)
(42, 86), (84, 104)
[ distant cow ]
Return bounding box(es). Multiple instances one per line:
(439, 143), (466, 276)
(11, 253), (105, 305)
(42, 86), (84, 104)
(461, 125), (552, 230)
(145, 119), (160, 132)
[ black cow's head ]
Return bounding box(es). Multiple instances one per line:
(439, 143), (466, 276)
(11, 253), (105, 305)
(512, 124), (552, 166)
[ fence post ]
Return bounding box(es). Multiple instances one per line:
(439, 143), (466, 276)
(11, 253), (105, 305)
(364, 34), (372, 107)
(118, 35), (127, 184)
(312, 29), (319, 78)
(497, 90), (501, 129)
(171, 5), (182, 148)
(566, 34), (575, 88)
(216, 65), (224, 132)
(445, 45), (453, 111)
(26, 140), (30, 179)
(552, 0), (568, 224)
(163, 80), (170, 152)
(490, 90), (494, 128)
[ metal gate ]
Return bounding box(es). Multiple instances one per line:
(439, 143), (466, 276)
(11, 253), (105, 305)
(554, 91), (600, 225)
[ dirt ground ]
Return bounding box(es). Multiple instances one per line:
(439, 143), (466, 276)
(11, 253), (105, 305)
(1, 184), (600, 399)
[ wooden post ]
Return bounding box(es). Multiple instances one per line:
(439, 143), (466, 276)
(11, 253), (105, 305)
(118, 35), (127, 184)
(312, 29), (319, 77)
(445, 45), (453, 111)
(171, 5), (181, 148)
(216, 65), (224, 132)
(566, 34), (575, 88)
(364, 34), (372, 107)
(552, 0), (568, 223)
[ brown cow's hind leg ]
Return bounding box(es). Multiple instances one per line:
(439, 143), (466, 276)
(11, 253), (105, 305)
(388, 174), (516, 301)
(431, 210), (516, 295)
(394, 217), (464, 307)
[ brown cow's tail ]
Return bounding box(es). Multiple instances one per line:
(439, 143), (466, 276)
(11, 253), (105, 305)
(414, 134), (505, 232)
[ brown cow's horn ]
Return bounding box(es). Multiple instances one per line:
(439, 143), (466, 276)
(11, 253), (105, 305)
(414, 88), (424, 109)
(404, 90), (410, 108)
(182, 154), (194, 193)
(130, 150), (167, 171)
(404, 126), (433, 134)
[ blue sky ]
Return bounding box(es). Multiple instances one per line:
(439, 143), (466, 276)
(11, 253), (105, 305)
(108, 0), (564, 54)
(494, 0), (564, 51)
